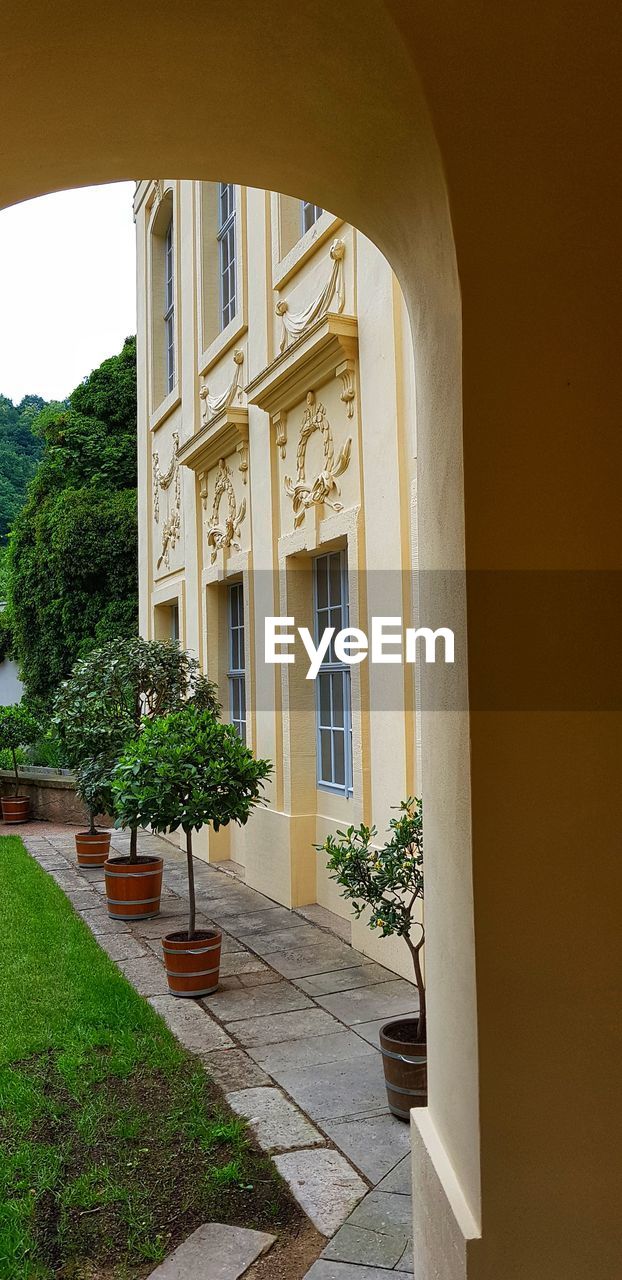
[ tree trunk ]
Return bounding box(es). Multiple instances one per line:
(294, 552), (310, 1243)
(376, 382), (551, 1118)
(186, 828), (196, 940)
(406, 932), (426, 1042)
(89, 808), (96, 836)
(129, 824), (138, 863)
(12, 747), (19, 797)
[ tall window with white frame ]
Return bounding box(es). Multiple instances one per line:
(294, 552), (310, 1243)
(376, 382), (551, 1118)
(228, 581), (246, 742)
(301, 200), (323, 235)
(164, 218), (175, 393)
(313, 550), (353, 796)
(218, 183), (237, 330)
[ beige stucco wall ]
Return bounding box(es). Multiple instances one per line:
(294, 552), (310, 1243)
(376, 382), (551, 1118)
(135, 178), (420, 983)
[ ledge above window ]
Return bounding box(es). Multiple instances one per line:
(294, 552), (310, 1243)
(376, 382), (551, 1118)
(149, 384), (181, 432)
(246, 312), (358, 418)
(177, 404), (249, 480)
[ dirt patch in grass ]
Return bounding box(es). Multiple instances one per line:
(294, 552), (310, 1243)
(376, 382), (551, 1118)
(1, 1048), (306, 1280)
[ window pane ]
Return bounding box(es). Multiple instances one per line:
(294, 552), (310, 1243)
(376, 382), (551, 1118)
(332, 672), (344, 727)
(333, 730), (345, 786)
(329, 554), (342, 610)
(320, 730), (332, 782)
(316, 556), (328, 610)
(318, 673), (330, 727)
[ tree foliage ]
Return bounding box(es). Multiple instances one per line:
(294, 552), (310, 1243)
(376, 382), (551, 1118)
(319, 798), (426, 1039)
(0, 394), (46, 543)
(0, 703), (39, 795)
(5, 338), (139, 706)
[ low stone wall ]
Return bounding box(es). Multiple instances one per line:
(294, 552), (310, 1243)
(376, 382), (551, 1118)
(0, 768), (111, 826)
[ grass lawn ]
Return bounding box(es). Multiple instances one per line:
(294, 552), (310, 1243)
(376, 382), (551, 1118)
(0, 836), (302, 1280)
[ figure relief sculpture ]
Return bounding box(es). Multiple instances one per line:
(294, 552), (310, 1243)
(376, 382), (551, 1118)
(153, 431), (181, 570)
(284, 392), (351, 528)
(205, 458), (247, 564)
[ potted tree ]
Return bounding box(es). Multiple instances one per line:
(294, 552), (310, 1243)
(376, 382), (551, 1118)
(53, 638), (219, 920)
(319, 797), (425, 1119)
(73, 755), (116, 865)
(0, 703), (39, 823)
(112, 705), (272, 996)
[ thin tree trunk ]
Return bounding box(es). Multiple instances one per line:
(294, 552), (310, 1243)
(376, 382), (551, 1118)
(89, 808), (96, 836)
(186, 829), (196, 941)
(129, 824), (138, 863)
(406, 932), (426, 1042)
(12, 748), (19, 797)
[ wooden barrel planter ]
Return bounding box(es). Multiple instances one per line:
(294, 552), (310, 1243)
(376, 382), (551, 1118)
(162, 929), (222, 998)
(75, 830), (111, 867)
(103, 855), (163, 921)
(379, 1018), (427, 1120)
(1, 796), (31, 823)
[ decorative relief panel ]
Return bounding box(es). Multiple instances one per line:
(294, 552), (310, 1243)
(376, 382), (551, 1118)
(202, 458), (247, 564)
(200, 349), (244, 425)
(153, 432), (181, 570)
(284, 392), (352, 528)
(276, 239), (345, 352)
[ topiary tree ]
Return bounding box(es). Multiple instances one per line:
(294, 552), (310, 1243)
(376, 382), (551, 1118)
(319, 797), (425, 1041)
(74, 754), (116, 836)
(53, 637), (220, 861)
(111, 706), (272, 939)
(0, 703), (39, 796)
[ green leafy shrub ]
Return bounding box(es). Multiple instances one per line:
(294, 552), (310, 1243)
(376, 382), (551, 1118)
(74, 755), (116, 834)
(112, 707), (272, 938)
(319, 797), (425, 1040)
(0, 704), (39, 796)
(53, 638), (220, 861)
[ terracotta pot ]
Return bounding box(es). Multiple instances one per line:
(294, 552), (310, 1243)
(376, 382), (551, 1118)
(103, 855), (163, 921)
(75, 830), (112, 866)
(1, 795), (32, 823)
(379, 1018), (427, 1119)
(162, 929), (222, 998)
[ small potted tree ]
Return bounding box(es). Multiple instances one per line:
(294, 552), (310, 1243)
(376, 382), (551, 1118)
(0, 703), (39, 822)
(112, 705), (272, 996)
(54, 637), (219, 919)
(73, 755), (116, 866)
(319, 797), (425, 1118)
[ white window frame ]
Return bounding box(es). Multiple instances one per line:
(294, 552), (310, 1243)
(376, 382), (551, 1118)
(313, 550), (353, 797)
(228, 581), (246, 742)
(301, 199), (323, 236)
(218, 182), (237, 331)
(164, 218), (175, 393)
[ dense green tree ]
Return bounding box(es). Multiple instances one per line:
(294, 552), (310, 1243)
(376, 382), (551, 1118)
(0, 393), (46, 541)
(6, 337), (138, 706)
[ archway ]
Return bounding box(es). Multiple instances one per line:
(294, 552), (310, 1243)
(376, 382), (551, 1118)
(2, 4), (620, 1278)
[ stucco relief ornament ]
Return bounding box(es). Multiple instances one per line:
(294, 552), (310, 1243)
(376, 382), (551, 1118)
(276, 239), (346, 352)
(205, 458), (247, 564)
(153, 431), (181, 570)
(284, 392), (352, 528)
(199, 349), (244, 426)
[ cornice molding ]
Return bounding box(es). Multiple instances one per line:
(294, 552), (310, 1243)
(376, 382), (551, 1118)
(177, 405), (250, 485)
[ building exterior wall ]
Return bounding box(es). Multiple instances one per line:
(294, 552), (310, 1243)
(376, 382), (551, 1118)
(0, 659), (23, 706)
(135, 179), (419, 979)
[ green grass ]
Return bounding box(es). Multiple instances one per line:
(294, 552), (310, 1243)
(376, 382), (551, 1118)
(0, 837), (297, 1280)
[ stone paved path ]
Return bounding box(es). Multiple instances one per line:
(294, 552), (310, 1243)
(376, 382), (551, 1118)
(20, 824), (416, 1278)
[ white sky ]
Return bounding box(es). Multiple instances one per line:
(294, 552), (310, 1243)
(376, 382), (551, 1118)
(0, 183), (136, 405)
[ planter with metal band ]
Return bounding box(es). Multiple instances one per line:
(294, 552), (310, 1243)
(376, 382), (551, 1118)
(1, 796), (32, 823)
(75, 830), (112, 867)
(162, 929), (222, 997)
(379, 1018), (427, 1120)
(103, 855), (163, 921)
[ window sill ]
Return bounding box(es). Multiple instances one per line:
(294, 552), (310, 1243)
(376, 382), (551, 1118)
(149, 384), (181, 432)
(199, 313), (248, 379)
(272, 210), (343, 291)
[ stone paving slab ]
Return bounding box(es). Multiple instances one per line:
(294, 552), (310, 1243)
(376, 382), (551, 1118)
(304, 1263), (399, 1279)
(204, 1048), (272, 1092)
(248, 1030), (377, 1074)
(296, 962), (395, 997)
(118, 955), (170, 996)
(98, 932), (149, 962)
(148, 1222), (275, 1279)
(322, 1222), (408, 1269)
(204, 980), (312, 1022)
(231, 1007), (343, 1048)
(274, 1149), (367, 1236)
(148, 995), (233, 1053)
(219, 950), (271, 977)
(375, 1154), (412, 1196)
(267, 1053), (388, 1123)
(78, 907), (130, 936)
(223, 906), (304, 938)
(352, 1015), (418, 1048)
(320, 1114), (411, 1184)
(315, 980), (419, 1026)
(226, 1086), (325, 1153)
(348, 1189), (414, 1236)
(238, 922), (323, 955)
(261, 942), (367, 980)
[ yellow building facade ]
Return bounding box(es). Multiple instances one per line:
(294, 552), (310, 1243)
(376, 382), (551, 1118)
(135, 179), (419, 978)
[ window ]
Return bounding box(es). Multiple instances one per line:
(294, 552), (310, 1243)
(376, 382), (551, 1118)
(313, 551), (353, 795)
(218, 182), (237, 330)
(301, 200), (323, 235)
(170, 603), (180, 644)
(228, 582), (246, 741)
(164, 218), (175, 392)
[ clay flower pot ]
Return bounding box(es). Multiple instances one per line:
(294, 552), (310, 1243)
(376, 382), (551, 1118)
(103, 855), (163, 921)
(1, 795), (32, 824)
(75, 830), (112, 867)
(379, 1017), (427, 1119)
(162, 928), (222, 998)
